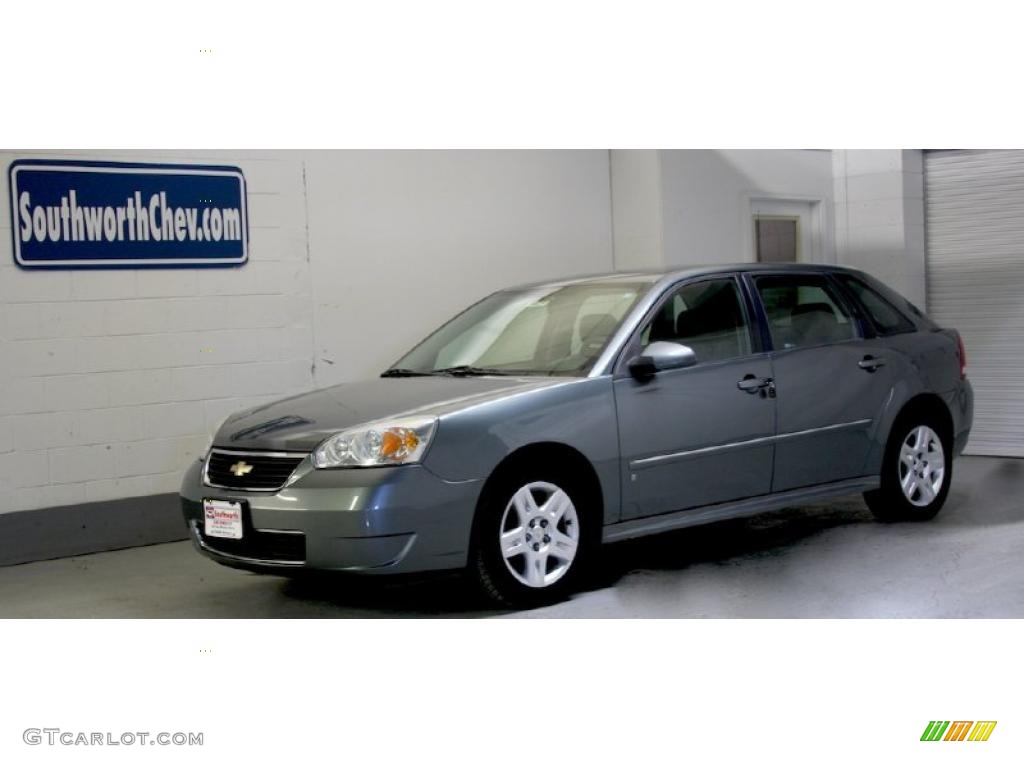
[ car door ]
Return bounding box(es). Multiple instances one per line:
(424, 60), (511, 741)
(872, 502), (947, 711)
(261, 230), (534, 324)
(747, 271), (898, 492)
(614, 275), (776, 520)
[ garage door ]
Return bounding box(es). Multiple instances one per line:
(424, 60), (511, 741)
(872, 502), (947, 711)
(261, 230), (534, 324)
(925, 149), (1024, 457)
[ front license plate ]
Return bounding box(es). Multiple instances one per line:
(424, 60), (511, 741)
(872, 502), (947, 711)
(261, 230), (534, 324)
(203, 499), (243, 540)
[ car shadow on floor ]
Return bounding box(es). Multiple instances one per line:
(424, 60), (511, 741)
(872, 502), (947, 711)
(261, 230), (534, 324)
(589, 496), (876, 589)
(277, 569), (502, 617)
(277, 494), (879, 616)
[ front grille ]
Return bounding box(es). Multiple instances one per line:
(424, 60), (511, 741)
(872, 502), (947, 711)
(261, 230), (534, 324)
(204, 450), (306, 491)
(193, 521), (306, 563)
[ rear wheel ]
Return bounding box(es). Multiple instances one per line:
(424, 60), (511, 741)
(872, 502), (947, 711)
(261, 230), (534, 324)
(470, 469), (594, 608)
(864, 412), (952, 522)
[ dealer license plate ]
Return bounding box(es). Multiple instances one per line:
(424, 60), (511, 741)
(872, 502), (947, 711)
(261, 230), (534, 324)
(203, 499), (243, 539)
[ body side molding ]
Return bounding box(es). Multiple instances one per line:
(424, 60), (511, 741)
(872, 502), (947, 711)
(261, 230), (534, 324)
(602, 475), (880, 543)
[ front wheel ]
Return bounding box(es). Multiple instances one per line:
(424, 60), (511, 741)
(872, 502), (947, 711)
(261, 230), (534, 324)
(470, 472), (592, 608)
(864, 416), (952, 522)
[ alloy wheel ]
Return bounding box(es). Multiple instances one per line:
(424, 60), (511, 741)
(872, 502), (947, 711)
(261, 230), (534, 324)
(898, 425), (945, 507)
(498, 481), (580, 588)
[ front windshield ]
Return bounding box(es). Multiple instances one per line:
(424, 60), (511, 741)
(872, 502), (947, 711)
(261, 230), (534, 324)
(389, 281), (652, 376)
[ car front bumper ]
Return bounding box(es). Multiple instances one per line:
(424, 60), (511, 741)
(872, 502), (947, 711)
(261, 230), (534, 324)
(179, 458), (483, 575)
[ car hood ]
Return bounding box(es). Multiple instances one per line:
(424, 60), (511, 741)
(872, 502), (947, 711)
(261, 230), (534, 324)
(212, 376), (572, 451)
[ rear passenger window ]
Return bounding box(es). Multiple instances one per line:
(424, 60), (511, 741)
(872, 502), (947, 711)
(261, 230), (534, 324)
(755, 275), (858, 350)
(838, 275), (916, 336)
(639, 278), (752, 363)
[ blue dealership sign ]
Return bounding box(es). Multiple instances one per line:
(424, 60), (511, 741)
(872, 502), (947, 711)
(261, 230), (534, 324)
(8, 160), (248, 268)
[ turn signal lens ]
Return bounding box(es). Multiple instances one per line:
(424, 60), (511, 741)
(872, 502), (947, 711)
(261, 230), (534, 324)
(380, 428), (420, 459)
(313, 417), (436, 468)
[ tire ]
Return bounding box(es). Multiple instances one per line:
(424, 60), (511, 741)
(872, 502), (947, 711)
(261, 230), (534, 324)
(864, 409), (952, 522)
(470, 466), (596, 608)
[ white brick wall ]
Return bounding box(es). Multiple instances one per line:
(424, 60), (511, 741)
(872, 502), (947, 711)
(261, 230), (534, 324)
(0, 150), (314, 513)
(0, 149), (615, 515)
(303, 150), (615, 386)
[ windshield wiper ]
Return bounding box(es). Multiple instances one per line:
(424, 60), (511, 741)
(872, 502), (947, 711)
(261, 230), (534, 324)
(380, 368), (434, 378)
(430, 365), (515, 377)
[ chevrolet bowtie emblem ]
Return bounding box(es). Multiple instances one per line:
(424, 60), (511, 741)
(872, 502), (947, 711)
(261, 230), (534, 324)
(230, 461), (254, 477)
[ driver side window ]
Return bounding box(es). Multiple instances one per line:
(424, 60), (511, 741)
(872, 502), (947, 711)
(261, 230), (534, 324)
(639, 278), (752, 364)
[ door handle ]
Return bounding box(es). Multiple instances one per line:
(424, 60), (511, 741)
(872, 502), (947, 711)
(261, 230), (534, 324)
(738, 374), (775, 398)
(858, 355), (886, 372)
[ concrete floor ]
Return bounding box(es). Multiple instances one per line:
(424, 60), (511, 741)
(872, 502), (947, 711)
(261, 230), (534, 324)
(1, 456), (1022, 618)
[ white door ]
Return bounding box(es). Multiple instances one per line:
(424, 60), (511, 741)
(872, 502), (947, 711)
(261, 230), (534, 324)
(925, 149), (1024, 457)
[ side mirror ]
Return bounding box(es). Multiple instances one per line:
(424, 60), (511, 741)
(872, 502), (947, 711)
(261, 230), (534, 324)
(627, 341), (698, 380)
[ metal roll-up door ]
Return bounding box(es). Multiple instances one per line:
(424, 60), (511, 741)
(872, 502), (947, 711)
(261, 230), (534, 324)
(925, 149), (1024, 457)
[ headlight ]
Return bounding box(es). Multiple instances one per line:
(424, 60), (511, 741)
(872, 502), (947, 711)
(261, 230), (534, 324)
(312, 416), (438, 468)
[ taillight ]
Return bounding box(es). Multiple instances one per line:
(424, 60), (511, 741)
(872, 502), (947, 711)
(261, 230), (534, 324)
(956, 331), (967, 379)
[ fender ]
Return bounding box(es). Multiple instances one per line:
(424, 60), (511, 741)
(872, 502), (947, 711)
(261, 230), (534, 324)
(422, 377), (622, 525)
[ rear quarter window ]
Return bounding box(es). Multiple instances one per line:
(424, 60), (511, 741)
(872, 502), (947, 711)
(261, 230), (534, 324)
(838, 275), (917, 336)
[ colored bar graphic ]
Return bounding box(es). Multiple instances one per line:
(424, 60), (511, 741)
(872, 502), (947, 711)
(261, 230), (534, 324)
(967, 722), (997, 741)
(921, 721), (950, 741)
(944, 721), (973, 741)
(921, 720), (996, 742)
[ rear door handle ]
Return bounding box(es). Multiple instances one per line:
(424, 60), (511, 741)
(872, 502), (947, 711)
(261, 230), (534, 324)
(858, 355), (886, 372)
(738, 375), (775, 398)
